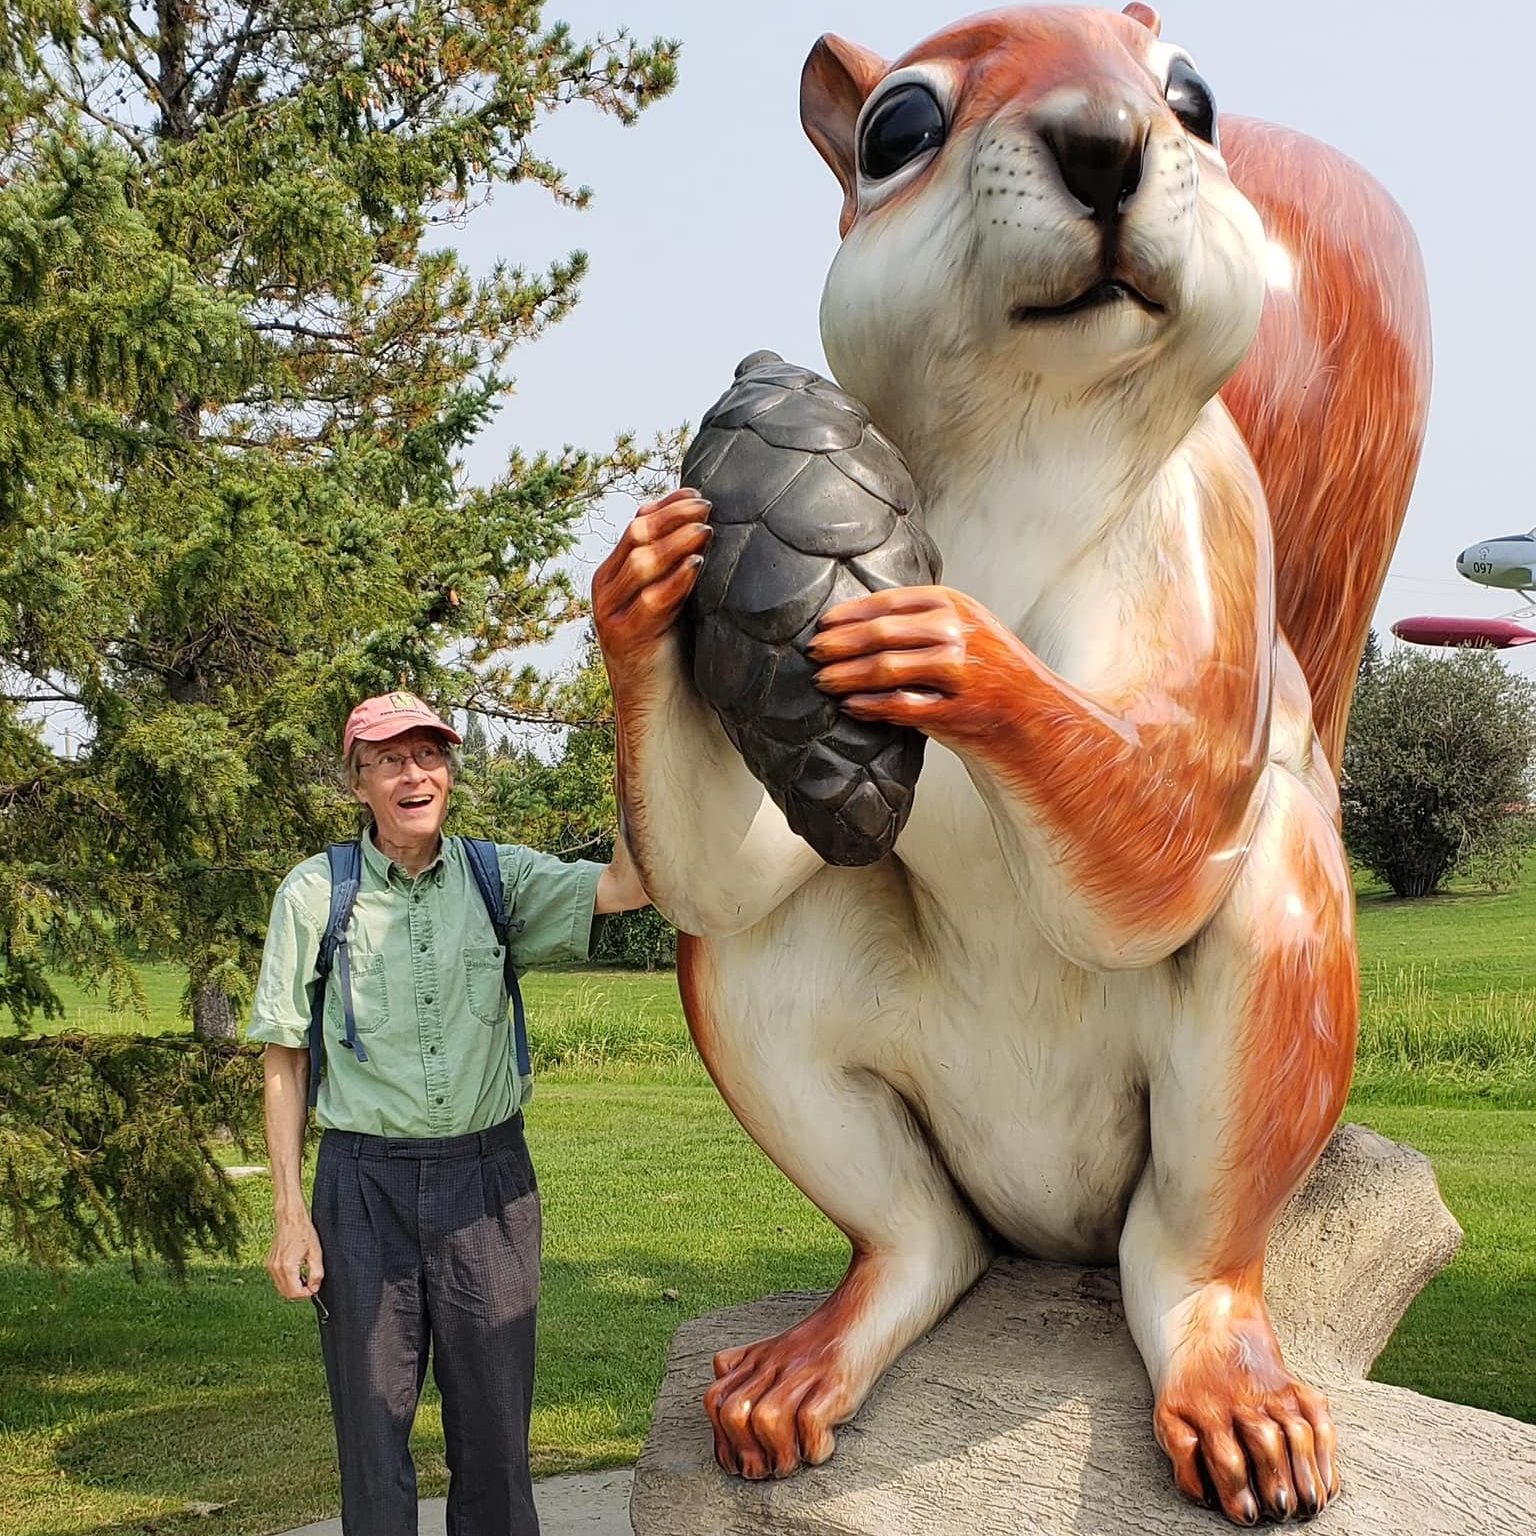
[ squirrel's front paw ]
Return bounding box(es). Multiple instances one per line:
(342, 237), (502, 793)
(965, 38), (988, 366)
(592, 489), (713, 667)
(808, 584), (1029, 737)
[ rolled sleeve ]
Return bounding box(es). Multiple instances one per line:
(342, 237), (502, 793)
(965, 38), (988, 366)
(497, 846), (605, 968)
(246, 882), (321, 1048)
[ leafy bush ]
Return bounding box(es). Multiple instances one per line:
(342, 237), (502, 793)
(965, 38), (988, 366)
(595, 905), (677, 970)
(1343, 645), (1536, 897)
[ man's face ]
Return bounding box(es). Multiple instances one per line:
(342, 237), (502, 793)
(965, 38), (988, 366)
(352, 726), (453, 847)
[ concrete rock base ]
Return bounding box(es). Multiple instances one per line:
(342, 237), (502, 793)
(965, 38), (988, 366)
(632, 1271), (1536, 1535)
(631, 1127), (1536, 1535)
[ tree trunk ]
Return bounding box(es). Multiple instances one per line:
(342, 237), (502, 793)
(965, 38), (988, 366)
(1388, 847), (1452, 899)
(155, 0), (193, 143)
(191, 977), (238, 1041)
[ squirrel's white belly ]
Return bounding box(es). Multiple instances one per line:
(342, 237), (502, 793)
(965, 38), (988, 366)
(869, 743), (1156, 1261)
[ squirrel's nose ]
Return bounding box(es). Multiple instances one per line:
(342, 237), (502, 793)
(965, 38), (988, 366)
(1034, 96), (1148, 225)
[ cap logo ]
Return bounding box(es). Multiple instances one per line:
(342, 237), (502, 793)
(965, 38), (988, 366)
(388, 692), (418, 713)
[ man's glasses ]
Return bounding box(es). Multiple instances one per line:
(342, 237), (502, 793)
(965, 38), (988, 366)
(360, 742), (449, 777)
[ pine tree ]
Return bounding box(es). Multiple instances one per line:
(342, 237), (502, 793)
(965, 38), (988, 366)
(460, 707), (491, 771)
(1358, 627), (1382, 682)
(0, 1), (679, 1038)
(0, 4), (677, 1271)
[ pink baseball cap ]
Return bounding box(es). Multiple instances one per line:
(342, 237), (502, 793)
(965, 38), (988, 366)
(343, 691), (463, 756)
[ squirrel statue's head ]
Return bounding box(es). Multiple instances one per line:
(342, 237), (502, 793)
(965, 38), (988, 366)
(802, 5), (1268, 465)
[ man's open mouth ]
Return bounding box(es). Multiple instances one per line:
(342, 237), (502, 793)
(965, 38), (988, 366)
(1010, 279), (1164, 323)
(398, 795), (434, 810)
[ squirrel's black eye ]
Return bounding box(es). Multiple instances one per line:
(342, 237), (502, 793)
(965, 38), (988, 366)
(1165, 57), (1217, 147)
(859, 83), (946, 181)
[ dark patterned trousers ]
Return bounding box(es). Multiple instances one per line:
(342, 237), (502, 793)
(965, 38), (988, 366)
(311, 1113), (541, 1536)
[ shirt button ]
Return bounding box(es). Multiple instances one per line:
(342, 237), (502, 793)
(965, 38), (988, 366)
(419, 942), (429, 952)
(429, 1046), (437, 1055)
(436, 1096), (445, 1105)
(424, 995), (434, 1005)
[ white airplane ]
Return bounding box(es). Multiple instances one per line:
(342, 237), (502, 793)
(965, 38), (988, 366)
(1393, 528), (1536, 649)
(1457, 530), (1536, 598)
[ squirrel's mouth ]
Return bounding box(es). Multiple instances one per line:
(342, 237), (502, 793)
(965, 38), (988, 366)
(1010, 279), (1164, 323)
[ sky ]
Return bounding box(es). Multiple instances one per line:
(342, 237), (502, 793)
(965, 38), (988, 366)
(456, 0), (1536, 686)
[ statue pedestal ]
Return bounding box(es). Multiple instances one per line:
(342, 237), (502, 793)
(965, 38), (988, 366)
(630, 1128), (1536, 1534)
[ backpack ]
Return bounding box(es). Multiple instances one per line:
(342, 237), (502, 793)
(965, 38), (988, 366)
(306, 836), (529, 1108)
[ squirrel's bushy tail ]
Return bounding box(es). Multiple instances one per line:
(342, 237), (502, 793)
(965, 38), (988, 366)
(1220, 116), (1433, 770)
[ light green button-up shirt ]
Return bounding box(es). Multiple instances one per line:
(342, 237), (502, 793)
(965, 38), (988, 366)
(247, 828), (603, 1137)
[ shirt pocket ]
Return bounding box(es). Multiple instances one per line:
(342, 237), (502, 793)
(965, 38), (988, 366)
(324, 950), (390, 1035)
(463, 944), (507, 1026)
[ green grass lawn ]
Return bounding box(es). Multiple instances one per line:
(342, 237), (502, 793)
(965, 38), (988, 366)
(1353, 870), (1536, 1108)
(0, 1081), (846, 1535)
(37, 963), (189, 1037)
(3, 873), (1534, 1535)
(1361, 1104), (1536, 1420)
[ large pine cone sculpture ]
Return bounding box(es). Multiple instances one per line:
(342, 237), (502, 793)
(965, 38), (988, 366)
(681, 351), (941, 866)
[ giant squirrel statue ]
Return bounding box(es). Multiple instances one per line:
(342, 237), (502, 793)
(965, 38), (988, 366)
(592, 4), (1432, 1524)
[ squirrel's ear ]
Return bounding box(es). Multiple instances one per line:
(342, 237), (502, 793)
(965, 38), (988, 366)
(801, 34), (888, 238)
(1122, 3), (1163, 36)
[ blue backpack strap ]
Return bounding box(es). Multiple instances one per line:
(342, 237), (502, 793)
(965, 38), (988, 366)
(308, 840), (366, 1107)
(461, 837), (531, 1082)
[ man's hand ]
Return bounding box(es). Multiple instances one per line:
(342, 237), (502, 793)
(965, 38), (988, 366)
(597, 831), (651, 914)
(591, 488), (712, 670)
(267, 1217), (325, 1300)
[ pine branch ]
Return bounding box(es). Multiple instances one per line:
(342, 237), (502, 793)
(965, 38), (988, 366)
(0, 1036), (267, 1278)
(466, 699), (613, 730)
(247, 318), (356, 344)
(75, 13), (164, 108)
(1, 662), (86, 705)
(0, 774), (54, 811)
(200, 0), (260, 119)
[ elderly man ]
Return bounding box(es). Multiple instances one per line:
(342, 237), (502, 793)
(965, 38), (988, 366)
(250, 690), (649, 1536)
